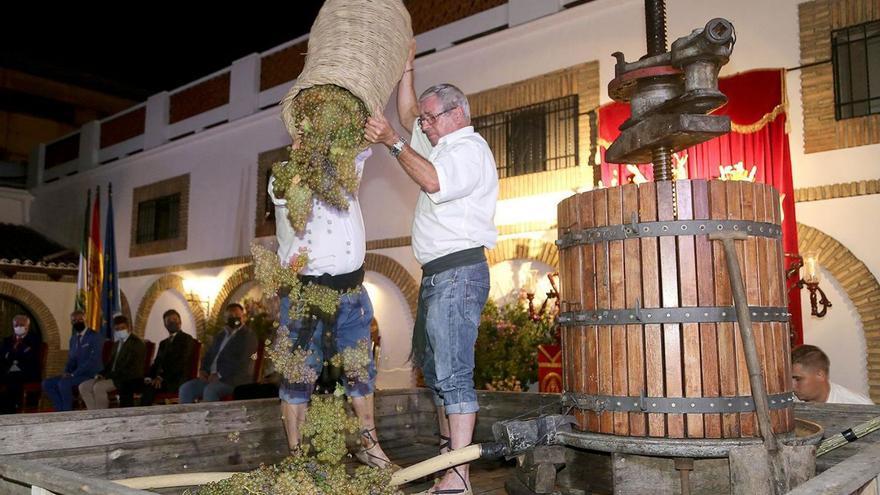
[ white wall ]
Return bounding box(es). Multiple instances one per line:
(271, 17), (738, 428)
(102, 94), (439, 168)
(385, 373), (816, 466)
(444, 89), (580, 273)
(800, 266), (869, 396)
(0, 187), (32, 225)
(28, 112), (291, 270)
(363, 271), (415, 389)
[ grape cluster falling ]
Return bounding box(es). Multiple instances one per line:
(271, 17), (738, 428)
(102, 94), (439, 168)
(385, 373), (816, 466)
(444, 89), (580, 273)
(272, 85), (369, 233)
(190, 393), (401, 495)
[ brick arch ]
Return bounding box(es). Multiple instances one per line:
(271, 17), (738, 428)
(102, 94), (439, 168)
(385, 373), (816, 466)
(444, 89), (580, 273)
(0, 281), (62, 375)
(364, 253), (419, 319)
(485, 238), (559, 269)
(797, 222), (880, 402)
(134, 274), (207, 341)
(212, 265), (255, 323)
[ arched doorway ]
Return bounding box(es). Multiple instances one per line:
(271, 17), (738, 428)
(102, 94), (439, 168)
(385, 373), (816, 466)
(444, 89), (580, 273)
(0, 282), (61, 375)
(0, 296), (43, 343)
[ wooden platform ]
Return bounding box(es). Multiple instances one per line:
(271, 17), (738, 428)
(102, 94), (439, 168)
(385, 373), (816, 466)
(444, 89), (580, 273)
(1, 389), (879, 494)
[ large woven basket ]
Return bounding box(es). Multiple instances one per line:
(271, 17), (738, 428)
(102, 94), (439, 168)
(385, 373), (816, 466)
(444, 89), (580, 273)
(281, 0), (413, 140)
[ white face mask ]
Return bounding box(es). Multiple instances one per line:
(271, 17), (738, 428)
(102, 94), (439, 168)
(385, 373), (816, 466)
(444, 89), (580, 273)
(114, 330), (129, 342)
(13, 326), (26, 336)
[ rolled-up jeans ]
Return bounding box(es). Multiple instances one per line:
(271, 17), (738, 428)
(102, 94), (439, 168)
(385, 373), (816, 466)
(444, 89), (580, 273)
(419, 261), (489, 415)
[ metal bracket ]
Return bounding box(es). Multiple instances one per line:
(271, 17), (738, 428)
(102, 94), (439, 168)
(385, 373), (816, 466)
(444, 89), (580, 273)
(562, 392), (795, 414)
(557, 305), (790, 326)
(556, 219), (781, 249)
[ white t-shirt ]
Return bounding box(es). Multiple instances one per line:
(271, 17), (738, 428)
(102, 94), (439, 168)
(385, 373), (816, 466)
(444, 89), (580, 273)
(827, 381), (874, 405)
(269, 148), (371, 276)
(411, 126), (498, 265)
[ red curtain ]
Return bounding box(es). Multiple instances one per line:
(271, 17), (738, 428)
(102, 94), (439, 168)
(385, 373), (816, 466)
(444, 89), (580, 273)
(597, 69), (803, 344)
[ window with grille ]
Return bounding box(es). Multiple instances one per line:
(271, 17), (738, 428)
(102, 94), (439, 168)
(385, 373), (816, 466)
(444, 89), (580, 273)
(473, 95), (579, 179)
(832, 20), (880, 120)
(136, 193), (181, 244)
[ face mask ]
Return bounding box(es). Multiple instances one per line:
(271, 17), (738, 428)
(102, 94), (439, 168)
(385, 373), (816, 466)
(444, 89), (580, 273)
(165, 322), (180, 333)
(72, 321), (86, 333)
(13, 326), (26, 336)
(227, 317), (242, 329)
(114, 330), (129, 342)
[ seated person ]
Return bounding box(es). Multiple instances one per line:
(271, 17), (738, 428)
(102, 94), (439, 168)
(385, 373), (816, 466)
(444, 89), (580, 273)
(140, 309), (196, 406)
(792, 344), (873, 404)
(179, 303), (257, 403)
(43, 310), (104, 411)
(79, 315), (145, 409)
(0, 314), (42, 414)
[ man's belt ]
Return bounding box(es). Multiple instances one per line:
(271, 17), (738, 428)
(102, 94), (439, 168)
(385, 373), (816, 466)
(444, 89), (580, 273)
(422, 247), (486, 276)
(298, 265), (365, 292)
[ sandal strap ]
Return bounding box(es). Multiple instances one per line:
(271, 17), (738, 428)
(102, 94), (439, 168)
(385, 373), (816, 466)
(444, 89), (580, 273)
(439, 434), (451, 453)
(360, 427), (379, 449)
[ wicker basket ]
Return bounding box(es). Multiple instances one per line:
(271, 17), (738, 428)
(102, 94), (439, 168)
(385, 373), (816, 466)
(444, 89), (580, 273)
(281, 0), (413, 140)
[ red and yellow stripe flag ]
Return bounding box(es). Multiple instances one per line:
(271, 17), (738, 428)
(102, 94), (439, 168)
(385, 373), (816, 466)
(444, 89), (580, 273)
(86, 186), (104, 331)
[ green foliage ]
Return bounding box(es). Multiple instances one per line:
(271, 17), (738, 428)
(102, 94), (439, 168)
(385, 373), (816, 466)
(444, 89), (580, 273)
(474, 300), (556, 391)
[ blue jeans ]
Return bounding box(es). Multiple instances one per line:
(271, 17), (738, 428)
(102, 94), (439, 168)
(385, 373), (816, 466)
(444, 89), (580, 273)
(43, 375), (92, 411)
(278, 289), (376, 404)
(178, 379), (235, 403)
(419, 261), (489, 415)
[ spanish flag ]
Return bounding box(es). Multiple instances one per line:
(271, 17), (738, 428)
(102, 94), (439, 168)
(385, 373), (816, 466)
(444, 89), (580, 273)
(86, 186), (103, 332)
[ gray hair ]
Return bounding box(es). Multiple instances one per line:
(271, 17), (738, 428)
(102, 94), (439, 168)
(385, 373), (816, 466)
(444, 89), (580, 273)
(12, 314), (30, 326)
(419, 83), (471, 122)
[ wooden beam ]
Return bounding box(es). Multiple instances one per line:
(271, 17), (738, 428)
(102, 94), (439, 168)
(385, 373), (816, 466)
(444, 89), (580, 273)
(786, 442), (880, 495)
(0, 457), (153, 495)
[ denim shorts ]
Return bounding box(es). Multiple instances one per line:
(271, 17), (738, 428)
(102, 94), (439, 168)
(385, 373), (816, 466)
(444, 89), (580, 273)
(277, 289), (376, 404)
(418, 261), (489, 414)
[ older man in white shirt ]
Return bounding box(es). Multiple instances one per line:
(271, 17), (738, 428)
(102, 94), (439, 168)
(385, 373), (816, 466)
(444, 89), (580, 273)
(366, 82), (498, 495)
(269, 146), (393, 470)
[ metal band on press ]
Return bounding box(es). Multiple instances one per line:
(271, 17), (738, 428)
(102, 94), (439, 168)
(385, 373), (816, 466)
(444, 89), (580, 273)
(562, 392), (795, 414)
(557, 305), (790, 326)
(556, 219), (782, 249)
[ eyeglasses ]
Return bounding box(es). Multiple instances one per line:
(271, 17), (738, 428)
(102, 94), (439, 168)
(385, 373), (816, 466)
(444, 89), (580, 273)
(418, 106), (457, 128)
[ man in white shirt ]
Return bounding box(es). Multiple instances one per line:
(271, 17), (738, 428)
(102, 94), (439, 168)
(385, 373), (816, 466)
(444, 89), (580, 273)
(365, 82), (498, 495)
(270, 146), (393, 469)
(791, 344), (876, 494)
(791, 344), (873, 405)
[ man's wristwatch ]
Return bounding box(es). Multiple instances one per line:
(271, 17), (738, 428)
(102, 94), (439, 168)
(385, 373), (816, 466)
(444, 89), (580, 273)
(389, 137), (406, 157)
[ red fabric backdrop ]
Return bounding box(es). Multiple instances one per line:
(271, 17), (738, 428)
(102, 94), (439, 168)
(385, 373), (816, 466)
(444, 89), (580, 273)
(597, 69), (803, 344)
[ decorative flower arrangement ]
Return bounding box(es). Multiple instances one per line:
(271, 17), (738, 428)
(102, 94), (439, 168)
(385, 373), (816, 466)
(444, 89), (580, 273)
(474, 300), (556, 392)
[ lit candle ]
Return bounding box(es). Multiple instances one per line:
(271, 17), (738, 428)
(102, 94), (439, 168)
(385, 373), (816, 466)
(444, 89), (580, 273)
(525, 268), (539, 294)
(803, 254), (819, 283)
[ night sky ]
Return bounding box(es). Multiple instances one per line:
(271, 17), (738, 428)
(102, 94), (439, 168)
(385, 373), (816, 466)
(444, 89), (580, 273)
(2, 3), (324, 102)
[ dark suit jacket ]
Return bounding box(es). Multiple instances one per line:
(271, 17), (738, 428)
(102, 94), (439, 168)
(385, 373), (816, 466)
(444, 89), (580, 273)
(102, 335), (146, 388)
(0, 332), (42, 382)
(149, 331), (195, 391)
(200, 326), (257, 387)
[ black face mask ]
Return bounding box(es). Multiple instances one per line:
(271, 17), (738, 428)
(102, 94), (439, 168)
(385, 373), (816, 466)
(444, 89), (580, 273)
(72, 321), (86, 333)
(227, 317), (242, 329)
(165, 322), (180, 333)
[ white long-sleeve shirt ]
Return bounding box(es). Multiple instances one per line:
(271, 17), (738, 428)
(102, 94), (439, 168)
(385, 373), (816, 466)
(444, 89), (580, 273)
(269, 148), (372, 276)
(411, 126), (498, 265)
